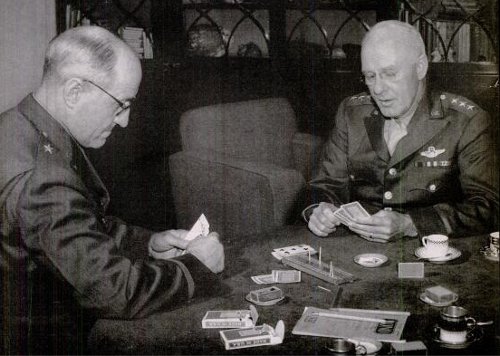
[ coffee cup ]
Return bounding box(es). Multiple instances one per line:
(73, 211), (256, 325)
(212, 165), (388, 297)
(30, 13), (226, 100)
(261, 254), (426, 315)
(490, 232), (499, 256)
(421, 234), (449, 258)
(324, 338), (367, 355)
(438, 306), (477, 344)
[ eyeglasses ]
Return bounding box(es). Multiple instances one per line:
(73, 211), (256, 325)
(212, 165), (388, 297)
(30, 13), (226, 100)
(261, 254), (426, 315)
(83, 79), (135, 115)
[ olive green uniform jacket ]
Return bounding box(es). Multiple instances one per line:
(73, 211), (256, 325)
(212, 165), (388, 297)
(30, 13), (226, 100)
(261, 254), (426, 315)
(0, 95), (216, 341)
(306, 90), (499, 237)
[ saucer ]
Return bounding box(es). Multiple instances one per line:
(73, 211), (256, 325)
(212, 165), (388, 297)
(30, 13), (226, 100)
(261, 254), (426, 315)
(480, 246), (499, 262)
(431, 325), (484, 349)
(419, 292), (458, 307)
(415, 246), (461, 262)
(354, 253), (388, 268)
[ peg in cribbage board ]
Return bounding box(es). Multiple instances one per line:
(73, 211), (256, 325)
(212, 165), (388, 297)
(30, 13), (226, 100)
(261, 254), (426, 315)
(281, 246), (356, 285)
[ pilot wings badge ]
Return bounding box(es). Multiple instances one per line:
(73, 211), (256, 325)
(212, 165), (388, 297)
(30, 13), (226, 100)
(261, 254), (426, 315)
(420, 146), (445, 158)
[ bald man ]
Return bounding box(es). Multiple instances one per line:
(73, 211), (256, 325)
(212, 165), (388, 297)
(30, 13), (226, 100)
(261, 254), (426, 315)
(0, 26), (223, 353)
(304, 20), (498, 242)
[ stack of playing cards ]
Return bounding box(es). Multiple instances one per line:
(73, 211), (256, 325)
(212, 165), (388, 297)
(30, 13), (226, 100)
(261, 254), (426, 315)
(246, 286), (285, 306)
(202, 305), (258, 329)
(333, 202), (370, 225)
(334, 202), (387, 243)
(251, 270), (301, 284)
(271, 244), (317, 260)
(220, 321), (285, 350)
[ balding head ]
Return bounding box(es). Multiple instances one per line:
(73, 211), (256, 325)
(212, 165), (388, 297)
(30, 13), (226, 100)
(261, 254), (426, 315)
(360, 20), (428, 119)
(362, 20), (426, 61)
(35, 26), (142, 148)
(42, 26), (139, 87)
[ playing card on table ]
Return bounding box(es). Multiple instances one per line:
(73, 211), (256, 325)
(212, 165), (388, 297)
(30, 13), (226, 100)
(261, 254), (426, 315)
(251, 274), (275, 285)
(341, 202), (371, 219)
(272, 244), (317, 260)
(185, 213), (210, 241)
(272, 270), (301, 283)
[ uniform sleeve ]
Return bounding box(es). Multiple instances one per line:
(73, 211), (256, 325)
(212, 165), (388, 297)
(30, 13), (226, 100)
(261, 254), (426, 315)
(305, 99), (351, 210)
(408, 110), (499, 237)
(15, 160), (219, 319)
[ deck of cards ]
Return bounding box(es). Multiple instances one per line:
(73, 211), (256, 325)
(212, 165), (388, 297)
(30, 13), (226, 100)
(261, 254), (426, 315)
(334, 202), (388, 243)
(202, 305), (258, 329)
(333, 202), (370, 225)
(271, 244), (317, 261)
(252, 270), (301, 284)
(246, 286), (285, 306)
(220, 321), (285, 350)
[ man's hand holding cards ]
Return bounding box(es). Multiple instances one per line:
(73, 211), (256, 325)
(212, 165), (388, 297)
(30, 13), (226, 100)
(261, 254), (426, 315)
(333, 202), (388, 243)
(149, 214), (224, 273)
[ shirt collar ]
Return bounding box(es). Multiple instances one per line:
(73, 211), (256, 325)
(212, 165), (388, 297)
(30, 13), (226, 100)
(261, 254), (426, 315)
(18, 94), (75, 157)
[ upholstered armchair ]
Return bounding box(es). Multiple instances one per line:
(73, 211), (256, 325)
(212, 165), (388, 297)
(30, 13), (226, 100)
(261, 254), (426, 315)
(169, 98), (323, 239)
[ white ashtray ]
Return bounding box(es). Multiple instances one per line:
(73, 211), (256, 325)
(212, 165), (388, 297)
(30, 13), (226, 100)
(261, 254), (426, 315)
(354, 253), (388, 268)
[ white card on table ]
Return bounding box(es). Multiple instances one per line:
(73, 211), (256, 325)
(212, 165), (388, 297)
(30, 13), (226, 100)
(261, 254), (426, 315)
(272, 244), (317, 260)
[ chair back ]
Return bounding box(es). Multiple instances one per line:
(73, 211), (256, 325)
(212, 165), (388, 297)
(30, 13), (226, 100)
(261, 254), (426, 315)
(180, 98), (297, 168)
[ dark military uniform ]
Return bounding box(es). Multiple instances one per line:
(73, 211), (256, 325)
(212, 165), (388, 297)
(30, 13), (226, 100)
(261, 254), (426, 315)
(307, 90), (499, 237)
(0, 95), (217, 353)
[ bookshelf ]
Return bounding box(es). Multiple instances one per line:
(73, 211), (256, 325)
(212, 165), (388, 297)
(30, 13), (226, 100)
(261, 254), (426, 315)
(56, 0), (154, 59)
(399, 0), (497, 63)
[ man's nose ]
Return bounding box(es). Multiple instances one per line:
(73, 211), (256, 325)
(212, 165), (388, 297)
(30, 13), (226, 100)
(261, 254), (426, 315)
(372, 76), (385, 95)
(114, 111), (129, 128)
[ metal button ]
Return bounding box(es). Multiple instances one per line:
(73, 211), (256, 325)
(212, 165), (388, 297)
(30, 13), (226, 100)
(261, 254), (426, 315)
(349, 174), (355, 180)
(384, 191), (393, 200)
(429, 184), (437, 192)
(440, 94), (446, 100)
(388, 168), (397, 176)
(101, 217), (107, 225)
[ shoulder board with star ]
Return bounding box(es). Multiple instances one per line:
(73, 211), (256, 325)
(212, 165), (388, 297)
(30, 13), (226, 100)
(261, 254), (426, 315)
(438, 92), (479, 118)
(346, 92), (373, 106)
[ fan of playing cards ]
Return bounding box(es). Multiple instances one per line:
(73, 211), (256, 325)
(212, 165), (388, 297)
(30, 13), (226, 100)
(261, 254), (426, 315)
(334, 202), (386, 243)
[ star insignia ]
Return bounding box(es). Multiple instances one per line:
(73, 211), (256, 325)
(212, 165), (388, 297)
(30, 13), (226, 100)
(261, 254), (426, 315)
(43, 143), (54, 154)
(467, 105), (474, 110)
(459, 101), (466, 107)
(451, 98), (458, 104)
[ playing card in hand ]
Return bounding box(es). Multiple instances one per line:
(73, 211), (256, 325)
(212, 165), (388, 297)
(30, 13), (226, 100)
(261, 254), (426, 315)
(185, 213), (210, 241)
(341, 202), (371, 219)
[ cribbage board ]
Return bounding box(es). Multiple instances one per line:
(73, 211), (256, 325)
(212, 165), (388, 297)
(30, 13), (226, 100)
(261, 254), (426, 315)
(281, 254), (356, 285)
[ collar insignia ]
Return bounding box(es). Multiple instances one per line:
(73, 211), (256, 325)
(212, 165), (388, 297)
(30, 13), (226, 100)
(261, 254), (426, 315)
(43, 143), (54, 154)
(420, 146), (445, 158)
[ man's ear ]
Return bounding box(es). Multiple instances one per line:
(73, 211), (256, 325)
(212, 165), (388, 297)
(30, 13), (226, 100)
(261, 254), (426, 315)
(416, 53), (428, 80)
(62, 78), (84, 108)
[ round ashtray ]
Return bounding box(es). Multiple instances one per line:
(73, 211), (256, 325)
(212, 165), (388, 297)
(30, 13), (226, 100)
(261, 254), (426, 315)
(354, 253), (388, 268)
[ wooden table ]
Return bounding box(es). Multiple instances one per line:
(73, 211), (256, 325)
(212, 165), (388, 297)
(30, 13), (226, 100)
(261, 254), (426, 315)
(87, 226), (499, 354)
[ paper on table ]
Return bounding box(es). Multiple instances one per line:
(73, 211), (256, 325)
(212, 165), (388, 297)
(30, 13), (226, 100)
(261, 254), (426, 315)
(292, 306), (409, 343)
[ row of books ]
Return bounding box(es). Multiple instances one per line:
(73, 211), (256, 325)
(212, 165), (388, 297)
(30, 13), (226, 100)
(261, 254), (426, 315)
(400, 7), (494, 63)
(120, 26), (154, 59)
(63, 5), (153, 59)
(65, 4), (90, 29)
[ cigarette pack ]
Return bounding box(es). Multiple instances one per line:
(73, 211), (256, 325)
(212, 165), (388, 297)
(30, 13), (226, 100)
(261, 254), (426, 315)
(220, 320), (285, 350)
(202, 305), (258, 329)
(424, 285), (456, 303)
